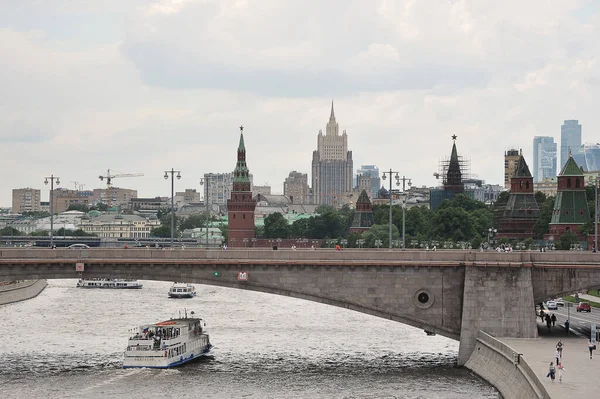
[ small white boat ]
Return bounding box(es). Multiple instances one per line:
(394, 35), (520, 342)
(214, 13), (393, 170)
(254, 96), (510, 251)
(123, 310), (212, 369)
(168, 283), (196, 298)
(76, 278), (143, 289)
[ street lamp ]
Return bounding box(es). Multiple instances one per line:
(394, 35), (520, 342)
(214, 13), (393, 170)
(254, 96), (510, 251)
(486, 227), (497, 249)
(375, 239), (383, 249)
(164, 168), (181, 248)
(356, 238), (365, 248)
(44, 175), (60, 248)
(340, 238), (348, 248)
(199, 176), (210, 248)
(594, 176), (599, 252)
(381, 169), (400, 249)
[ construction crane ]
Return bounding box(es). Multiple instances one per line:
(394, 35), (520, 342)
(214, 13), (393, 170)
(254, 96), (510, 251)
(98, 169), (144, 208)
(70, 181), (86, 191)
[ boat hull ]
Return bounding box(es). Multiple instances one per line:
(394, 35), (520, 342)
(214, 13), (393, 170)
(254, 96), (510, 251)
(123, 344), (211, 369)
(168, 293), (196, 298)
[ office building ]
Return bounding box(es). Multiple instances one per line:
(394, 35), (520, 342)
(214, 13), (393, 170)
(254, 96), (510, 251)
(532, 136), (557, 183)
(283, 171), (309, 204)
(561, 120), (582, 168)
(12, 188), (41, 213)
(504, 149), (520, 189)
(311, 102), (353, 206)
(356, 165), (380, 199)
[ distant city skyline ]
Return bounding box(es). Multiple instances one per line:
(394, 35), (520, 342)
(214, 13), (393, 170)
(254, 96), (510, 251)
(1, 1), (599, 206)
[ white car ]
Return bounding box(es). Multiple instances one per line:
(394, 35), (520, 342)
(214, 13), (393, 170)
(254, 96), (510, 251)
(68, 243), (90, 249)
(556, 298), (565, 307)
(547, 300), (558, 310)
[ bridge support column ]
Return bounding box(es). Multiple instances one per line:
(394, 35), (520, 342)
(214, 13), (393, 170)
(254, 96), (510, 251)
(458, 266), (537, 366)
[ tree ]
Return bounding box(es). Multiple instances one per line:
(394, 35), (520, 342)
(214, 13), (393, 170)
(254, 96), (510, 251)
(555, 230), (578, 250)
(432, 206), (475, 241)
(362, 224), (399, 248)
(0, 227), (22, 236)
(150, 225), (171, 238)
(290, 218), (310, 238)
(180, 214), (209, 230)
(534, 191), (547, 205)
(533, 196), (556, 238)
(263, 212), (291, 239)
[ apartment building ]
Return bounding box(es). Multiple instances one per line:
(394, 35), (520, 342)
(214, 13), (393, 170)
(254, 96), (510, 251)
(12, 188), (41, 213)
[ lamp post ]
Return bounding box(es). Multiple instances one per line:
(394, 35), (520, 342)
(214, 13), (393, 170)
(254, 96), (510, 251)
(44, 175), (60, 248)
(199, 176), (210, 248)
(356, 238), (365, 249)
(595, 176), (598, 252)
(164, 168), (181, 248)
(487, 227), (497, 249)
(381, 169), (400, 249)
(375, 239), (383, 249)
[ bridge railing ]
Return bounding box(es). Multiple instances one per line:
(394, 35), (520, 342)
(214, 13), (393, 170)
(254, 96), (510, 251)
(0, 248), (597, 265)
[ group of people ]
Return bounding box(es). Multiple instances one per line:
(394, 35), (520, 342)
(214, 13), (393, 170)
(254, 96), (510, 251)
(539, 310), (557, 329)
(547, 340), (566, 383)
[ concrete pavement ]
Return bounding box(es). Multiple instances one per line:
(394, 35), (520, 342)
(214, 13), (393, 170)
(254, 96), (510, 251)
(500, 320), (599, 398)
(576, 293), (600, 303)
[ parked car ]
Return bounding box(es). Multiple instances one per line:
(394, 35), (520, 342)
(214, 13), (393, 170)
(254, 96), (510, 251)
(68, 243), (90, 249)
(577, 302), (591, 312)
(547, 300), (558, 310)
(556, 298), (565, 307)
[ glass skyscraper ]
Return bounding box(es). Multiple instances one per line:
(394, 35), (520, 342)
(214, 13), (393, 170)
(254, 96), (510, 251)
(532, 136), (557, 182)
(356, 165), (380, 199)
(560, 120), (582, 168)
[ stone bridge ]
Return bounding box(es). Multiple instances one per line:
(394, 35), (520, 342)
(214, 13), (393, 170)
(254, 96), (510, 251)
(2, 248), (600, 365)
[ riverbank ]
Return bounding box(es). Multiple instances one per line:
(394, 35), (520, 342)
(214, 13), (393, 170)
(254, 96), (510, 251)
(0, 280), (47, 306)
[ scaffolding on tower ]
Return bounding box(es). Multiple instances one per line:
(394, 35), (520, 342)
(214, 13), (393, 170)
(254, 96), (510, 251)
(98, 169), (143, 208)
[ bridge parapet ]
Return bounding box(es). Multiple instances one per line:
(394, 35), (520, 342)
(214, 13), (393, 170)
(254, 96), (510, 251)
(0, 248), (598, 267)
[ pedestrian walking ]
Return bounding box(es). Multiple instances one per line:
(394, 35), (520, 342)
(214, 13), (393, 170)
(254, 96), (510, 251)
(556, 340), (564, 358)
(557, 362), (565, 383)
(546, 362), (556, 382)
(545, 314), (551, 329)
(565, 319), (570, 335)
(588, 340), (596, 359)
(551, 313), (557, 327)
(555, 350), (560, 365)
(539, 309), (545, 322)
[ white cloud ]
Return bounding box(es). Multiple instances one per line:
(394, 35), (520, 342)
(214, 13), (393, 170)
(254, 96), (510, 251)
(0, 1), (599, 207)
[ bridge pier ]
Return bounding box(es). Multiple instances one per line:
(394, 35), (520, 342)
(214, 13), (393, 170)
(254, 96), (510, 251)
(458, 266), (538, 365)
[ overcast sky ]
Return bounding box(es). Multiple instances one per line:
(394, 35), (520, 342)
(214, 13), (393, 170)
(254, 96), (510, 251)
(1, 0), (599, 206)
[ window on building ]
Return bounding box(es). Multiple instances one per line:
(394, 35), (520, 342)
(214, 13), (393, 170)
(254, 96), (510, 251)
(567, 178), (571, 188)
(576, 178), (580, 188)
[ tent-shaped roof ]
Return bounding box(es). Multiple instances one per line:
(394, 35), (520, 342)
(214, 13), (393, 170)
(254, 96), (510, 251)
(559, 154), (584, 176)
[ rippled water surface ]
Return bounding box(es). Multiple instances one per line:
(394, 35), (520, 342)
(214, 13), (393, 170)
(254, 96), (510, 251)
(0, 280), (499, 398)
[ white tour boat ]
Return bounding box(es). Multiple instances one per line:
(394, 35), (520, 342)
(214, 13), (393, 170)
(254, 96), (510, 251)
(76, 278), (143, 289)
(168, 283), (196, 298)
(123, 310), (212, 369)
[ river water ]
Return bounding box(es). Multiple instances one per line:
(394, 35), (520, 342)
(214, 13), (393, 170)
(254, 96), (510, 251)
(0, 280), (499, 399)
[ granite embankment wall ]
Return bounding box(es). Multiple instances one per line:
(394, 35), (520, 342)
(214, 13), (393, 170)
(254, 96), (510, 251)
(0, 280), (47, 306)
(465, 331), (550, 399)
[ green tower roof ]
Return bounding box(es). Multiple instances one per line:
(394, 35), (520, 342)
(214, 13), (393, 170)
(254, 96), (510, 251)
(356, 189), (370, 204)
(559, 154), (584, 176)
(514, 152), (532, 177)
(233, 126), (250, 184)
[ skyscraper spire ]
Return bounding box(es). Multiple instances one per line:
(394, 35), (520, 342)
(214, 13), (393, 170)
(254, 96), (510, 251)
(330, 100), (335, 121)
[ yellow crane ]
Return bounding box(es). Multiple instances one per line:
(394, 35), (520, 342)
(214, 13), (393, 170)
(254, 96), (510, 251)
(98, 169), (144, 208)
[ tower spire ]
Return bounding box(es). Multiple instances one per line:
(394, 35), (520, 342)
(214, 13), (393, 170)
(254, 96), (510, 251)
(330, 100), (335, 121)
